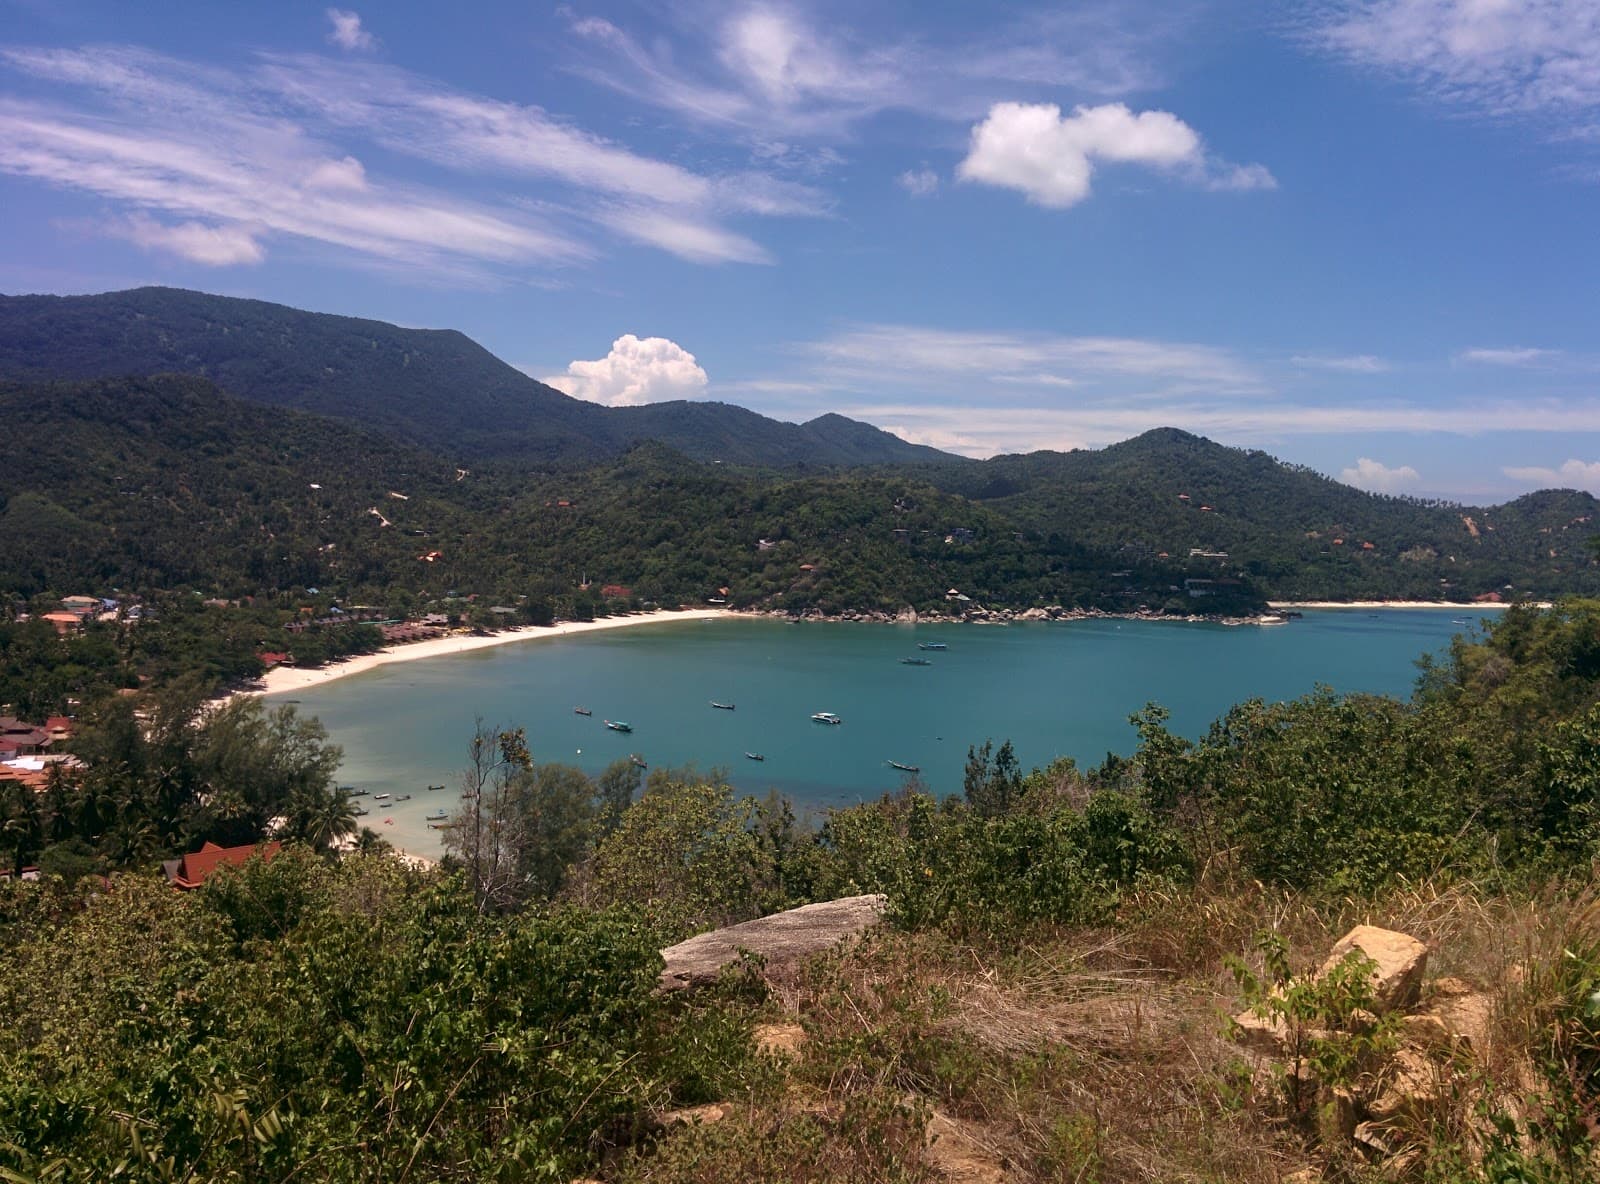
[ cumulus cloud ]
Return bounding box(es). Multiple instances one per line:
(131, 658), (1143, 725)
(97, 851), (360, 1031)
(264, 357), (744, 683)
(1458, 346), (1558, 366)
(326, 10), (376, 53)
(1503, 458), (1600, 492)
(1291, 353), (1391, 373)
(897, 168), (939, 197)
(115, 215), (265, 265)
(956, 101), (1274, 208)
(545, 335), (710, 406)
(1340, 457), (1422, 492)
(303, 155), (367, 191)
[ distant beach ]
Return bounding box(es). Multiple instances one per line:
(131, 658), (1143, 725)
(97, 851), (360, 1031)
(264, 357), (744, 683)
(238, 608), (730, 698)
(1267, 600), (1515, 610)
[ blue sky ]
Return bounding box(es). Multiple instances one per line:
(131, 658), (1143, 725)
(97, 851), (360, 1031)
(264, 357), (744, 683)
(2, 1), (1598, 502)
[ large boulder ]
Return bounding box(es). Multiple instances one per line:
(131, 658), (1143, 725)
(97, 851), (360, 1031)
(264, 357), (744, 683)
(657, 894), (887, 991)
(1319, 926), (1428, 1014)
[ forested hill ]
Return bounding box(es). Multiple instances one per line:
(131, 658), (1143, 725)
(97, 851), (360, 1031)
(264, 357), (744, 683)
(0, 286), (953, 469)
(914, 428), (1600, 601)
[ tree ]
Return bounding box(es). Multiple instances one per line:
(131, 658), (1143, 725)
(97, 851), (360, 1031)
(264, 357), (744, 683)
(280, 782), (359, 854)
(443, 720), (534, 911)
(963, 738), (1023, 819)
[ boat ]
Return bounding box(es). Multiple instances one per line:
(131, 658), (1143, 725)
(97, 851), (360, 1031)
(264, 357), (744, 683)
(373, 792), (391, 801)
(917, 642), (948, 651)
(887, 761), (920, 773)
(630, 754), (648, 769)
(1451, 617), (1472, 625)
(900, 657), (932, 666)
(344, 787), (370, 797)
(426, 809), (448, 821)
(574, 707), (592, 716)
(745, 752), (765, 761)
(710, 701), (736, 710)
(426, 783), (445, 791)
(353, 807), (370, 816)
(604, 720), (633, 733)
(428, 820), (457, 830)
(811, 712), (843, 725)
(393, 794), (411, 802)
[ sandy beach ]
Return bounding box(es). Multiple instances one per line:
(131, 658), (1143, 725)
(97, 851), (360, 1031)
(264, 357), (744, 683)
(240, 608), (731, 698)
(1267, 600), (1517, 610)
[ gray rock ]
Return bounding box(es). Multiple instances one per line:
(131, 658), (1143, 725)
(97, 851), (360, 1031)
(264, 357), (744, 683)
(658, 894), (887, 991)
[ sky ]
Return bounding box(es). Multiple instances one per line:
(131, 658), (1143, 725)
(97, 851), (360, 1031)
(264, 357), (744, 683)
(1, 0), (1598, 502)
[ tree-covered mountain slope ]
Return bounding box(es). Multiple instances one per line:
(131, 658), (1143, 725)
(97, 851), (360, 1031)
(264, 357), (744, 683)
(0, 286), (954, 469)
(916, 428), (1600, 601)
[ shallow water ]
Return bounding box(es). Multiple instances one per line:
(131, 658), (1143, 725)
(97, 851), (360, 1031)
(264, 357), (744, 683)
(275, 608), (1497, 858)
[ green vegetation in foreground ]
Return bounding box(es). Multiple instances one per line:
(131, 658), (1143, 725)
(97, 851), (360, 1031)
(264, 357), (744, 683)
(3, 603), (1600, 1180)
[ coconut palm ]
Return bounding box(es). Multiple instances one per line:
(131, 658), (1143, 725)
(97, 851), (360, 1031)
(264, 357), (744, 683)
(282, 784), (359, 854)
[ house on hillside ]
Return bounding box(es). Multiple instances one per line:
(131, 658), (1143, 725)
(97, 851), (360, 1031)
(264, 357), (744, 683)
(60, 595), (100, 617)
(0, 717), (52, 757)
(162, 841), (281, 890)
(41, 612), (83, 635)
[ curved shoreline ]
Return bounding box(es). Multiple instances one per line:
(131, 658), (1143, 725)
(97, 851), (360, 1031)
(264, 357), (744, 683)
(237, 609), (731, 699)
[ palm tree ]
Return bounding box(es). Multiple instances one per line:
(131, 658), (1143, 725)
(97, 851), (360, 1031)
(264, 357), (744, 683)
(282, 784), (359, 854)
(352, 826), (392, 857)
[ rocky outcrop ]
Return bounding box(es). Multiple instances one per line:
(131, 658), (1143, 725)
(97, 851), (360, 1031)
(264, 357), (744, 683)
(1319, 925), (1428, 1014)
(657, 894), (887, 991)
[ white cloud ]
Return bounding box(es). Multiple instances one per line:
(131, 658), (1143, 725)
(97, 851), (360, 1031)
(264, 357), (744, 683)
(545, 335), (710, 406)
(1457, 346), (1558, 365)
(1313, 1), (1600, 131)
(897, 168), (939, 197)
(808, 323), (1262, 392)
(115, 215), (265, 265)
(1340, 456), (1422, 492)
(1291, 353), (1391, 372)
(1503, 458), (1600, 492)
(567, 2), (1192, 140)
(0, 45), (819, 274)
(326, 9), (376, 53)
(956, 101), (1274, 208)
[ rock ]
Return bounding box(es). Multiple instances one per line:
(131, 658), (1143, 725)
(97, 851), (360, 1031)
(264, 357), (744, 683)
(1320, 926), (1428, 1014)
(658, 895), (887, 992)
(924, 1110), (1007, 1183)
(1319, 1086), (1357, 1142)
(1425, 990), (1495, 1056)
(753, 1021), (807, 1058)
(1232, 1008), (1292, 1056)
(661, 1102), (729, 1126)
(1353, 1120), (1398, 1161)
(1366, 1047), (1440, 1123)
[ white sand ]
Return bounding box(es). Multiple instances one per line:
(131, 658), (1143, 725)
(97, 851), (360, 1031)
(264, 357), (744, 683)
(240, 609), (731, 698)
(1266, 600), (1518, 610)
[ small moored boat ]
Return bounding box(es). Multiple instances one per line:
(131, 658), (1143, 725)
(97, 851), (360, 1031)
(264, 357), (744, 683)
(604, 720), (633, 733)
(373, 792), (391, 801)
(710, 701), (736, 710)
(900, 657), (931, 666)
(344, 787), (369, 797)
(745, 752), (765, 761)
(887, 760), (920, 773)
(917, 642), (948, 651)
(393, 794), (411, 802)
(428, 820), (457, 830)
(426, 783), (445, 791)
(630, 754), (648, 769)
(426, 809), (448, 821)
(811, 711), (843, 725)
(574, 707), (592, 716)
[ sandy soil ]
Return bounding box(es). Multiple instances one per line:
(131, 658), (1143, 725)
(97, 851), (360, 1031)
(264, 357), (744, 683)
(237, 609), (731, 698)
(1266, 601), (1516, 610)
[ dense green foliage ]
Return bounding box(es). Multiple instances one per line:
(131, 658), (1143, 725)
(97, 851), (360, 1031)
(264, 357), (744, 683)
(0, 286), (949, 467)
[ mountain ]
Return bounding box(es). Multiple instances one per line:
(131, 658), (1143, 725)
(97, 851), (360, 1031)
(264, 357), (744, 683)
(0, 286), (954, 469)
(917, 428), (1600, 601)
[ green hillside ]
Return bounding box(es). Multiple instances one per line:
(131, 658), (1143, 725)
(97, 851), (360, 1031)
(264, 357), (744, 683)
(0, 287), (954, 469)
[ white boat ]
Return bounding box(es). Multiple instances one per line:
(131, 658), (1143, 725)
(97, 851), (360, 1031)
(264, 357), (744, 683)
(811, 711), (843, 725)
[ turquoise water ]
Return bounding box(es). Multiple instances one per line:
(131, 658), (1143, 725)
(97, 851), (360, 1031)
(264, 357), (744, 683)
(274, 609), (1498, 858)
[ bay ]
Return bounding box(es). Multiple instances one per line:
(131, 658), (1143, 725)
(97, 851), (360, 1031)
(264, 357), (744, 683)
(275, 608), (1498, 859)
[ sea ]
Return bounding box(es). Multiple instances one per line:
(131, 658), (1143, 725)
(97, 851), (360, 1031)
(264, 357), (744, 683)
(270, 608), (1500, 859)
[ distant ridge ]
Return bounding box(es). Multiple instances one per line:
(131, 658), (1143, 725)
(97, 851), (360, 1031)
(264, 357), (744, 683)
(0, 286), (956, 470)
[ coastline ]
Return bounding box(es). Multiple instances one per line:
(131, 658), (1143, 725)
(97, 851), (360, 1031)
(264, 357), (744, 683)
(1266, 600), (1518, 610)
(236, 609), (730, 699)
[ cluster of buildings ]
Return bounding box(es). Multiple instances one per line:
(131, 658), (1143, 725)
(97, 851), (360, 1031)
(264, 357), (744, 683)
(24, 594), (129, 636)
(0, 714), (77, 792)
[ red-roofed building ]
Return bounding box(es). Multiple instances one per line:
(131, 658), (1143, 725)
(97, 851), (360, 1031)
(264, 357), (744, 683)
(162, 841), (281, 890)
(258, 651), (291, 668)
(599, 584), (632, 599)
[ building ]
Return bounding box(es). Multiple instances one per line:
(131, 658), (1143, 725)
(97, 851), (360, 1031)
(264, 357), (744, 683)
(162, 841), (281, 890)
(40, 612), (83, 635)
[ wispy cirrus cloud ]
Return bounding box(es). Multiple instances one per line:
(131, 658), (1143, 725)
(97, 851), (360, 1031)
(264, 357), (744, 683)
(1457, 346), (1559, 366)
(0, 42), (825, 275)
(1311, 1), (1600, 138)
(566, 1), (1198, 142)
(1291, 352), (1390, 373)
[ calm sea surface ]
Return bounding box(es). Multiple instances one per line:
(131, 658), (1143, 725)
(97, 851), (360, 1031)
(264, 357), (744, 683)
(272, 609), (1498, 859)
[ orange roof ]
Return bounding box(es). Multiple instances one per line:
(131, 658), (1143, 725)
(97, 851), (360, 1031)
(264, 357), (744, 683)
(164, 841), (281, 890)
